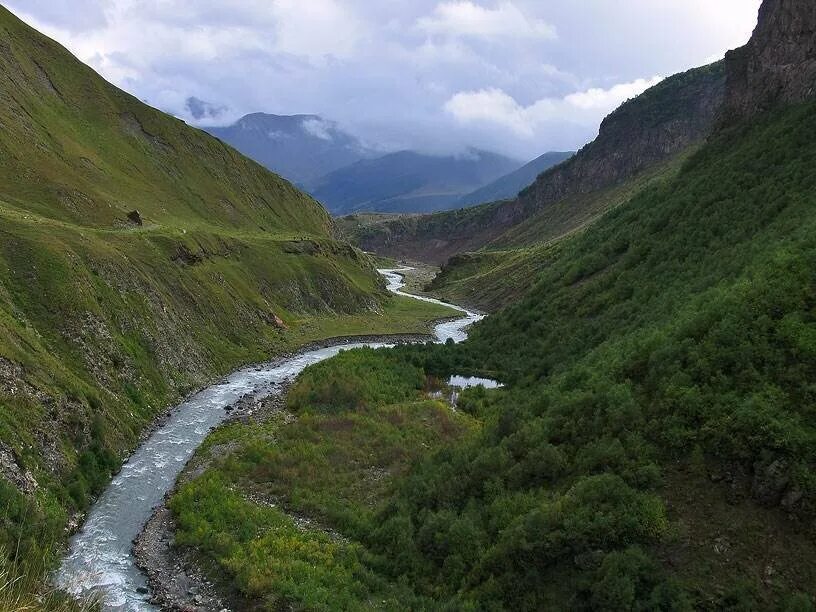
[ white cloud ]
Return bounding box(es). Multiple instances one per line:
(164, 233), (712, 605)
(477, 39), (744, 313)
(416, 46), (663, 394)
(445, 76), (664, 138)
(564, 77), (664, 111)
(301, 117), (335, 141)
(445, 88), (537, 137)
(418, 1), (556, 41)
(3, 0), (760, 159)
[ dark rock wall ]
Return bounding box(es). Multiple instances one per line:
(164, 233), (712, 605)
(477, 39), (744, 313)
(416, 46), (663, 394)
(724, 0), (816, 120)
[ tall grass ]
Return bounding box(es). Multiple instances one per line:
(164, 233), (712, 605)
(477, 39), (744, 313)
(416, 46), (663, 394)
(0, 553), (95, 612)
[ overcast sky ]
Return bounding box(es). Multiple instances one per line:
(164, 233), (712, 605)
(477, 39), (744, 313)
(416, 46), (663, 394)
(6, 1), (761, 160)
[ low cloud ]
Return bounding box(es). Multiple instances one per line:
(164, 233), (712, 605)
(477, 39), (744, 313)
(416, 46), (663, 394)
(445, 76), (663, 139)
(301, 117), (335, 141)
(185, 97), (228, 121)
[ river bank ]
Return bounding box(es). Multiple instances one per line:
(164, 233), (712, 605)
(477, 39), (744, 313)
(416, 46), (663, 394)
(55, 269), (481, 610)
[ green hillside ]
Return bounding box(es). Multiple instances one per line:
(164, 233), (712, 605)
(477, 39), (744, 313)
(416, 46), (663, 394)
(175, 89), (816, 610)
(0, 6), (454, 602)
(384, 96), (816, 607)
(0, 6), (331, 233)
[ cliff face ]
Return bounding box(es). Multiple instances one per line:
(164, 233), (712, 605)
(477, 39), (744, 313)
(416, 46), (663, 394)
(517, 62), (725, 215)
(724, 0), (816, 120)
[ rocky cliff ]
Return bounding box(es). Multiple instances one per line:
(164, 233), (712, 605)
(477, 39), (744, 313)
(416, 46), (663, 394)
(724, 0), (816, 120)
(516, 62), (725, 217)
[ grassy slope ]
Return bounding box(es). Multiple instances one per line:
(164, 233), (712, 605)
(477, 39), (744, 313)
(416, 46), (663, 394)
(0, 4), (455, 591)
(177, 99), (816, 609)
(0, 6), (328, 233)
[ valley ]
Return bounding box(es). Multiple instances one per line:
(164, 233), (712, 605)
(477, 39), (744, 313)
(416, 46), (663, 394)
(56, 269), (475, 610)
(1, 0), (816, 610)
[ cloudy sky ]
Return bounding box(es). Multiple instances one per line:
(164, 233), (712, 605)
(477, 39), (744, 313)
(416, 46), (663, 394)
(6, 1), (761, 160)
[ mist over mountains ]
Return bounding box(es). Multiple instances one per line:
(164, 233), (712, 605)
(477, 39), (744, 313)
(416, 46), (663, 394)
(206, 112), (573, 214)
(206, 113), (374, 188)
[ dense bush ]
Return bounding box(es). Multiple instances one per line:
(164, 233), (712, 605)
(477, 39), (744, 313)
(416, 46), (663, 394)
(358, 101), (816, 607)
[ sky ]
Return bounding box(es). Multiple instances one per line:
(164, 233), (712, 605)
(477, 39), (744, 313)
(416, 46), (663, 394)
(6, 1), (762, 160)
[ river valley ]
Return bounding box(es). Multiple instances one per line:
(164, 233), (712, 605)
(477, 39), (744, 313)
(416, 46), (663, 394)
(54, 269), (481, 611)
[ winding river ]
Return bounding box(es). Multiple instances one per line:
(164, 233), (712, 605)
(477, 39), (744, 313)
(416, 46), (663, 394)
(55, 269), (482, 610)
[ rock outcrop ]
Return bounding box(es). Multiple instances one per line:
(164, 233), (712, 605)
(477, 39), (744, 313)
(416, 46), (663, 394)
(724, 0), (816, 120)
(517, 62), (725, 215)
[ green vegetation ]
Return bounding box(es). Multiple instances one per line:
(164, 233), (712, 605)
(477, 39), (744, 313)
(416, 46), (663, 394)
(421, 151), (690, 311)
(0, 5), (455, 604)
(170, 349), (476, 609)
(373, 99), (816, 607)
(180, 99), (816, 609)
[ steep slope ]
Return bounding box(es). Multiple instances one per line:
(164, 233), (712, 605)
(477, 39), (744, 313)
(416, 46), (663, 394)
(457, 151), (574, 207)
(206, 113), (373, 187)
(349, 62), (725, 267)
(0, 4), (452, 584)
(311, 149), (523, 215)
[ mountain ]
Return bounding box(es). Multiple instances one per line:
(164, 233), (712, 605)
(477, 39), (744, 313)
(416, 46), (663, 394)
(343, 61), (726, 267)
(207, 113), (373, 187)
(0, 4), (448, 593)
(182, 1), (816, 608)
(457, 151), (574, 207)
(310, 149), (524, 215)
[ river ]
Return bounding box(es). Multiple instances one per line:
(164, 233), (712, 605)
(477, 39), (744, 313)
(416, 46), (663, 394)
(55, 269), (482, 610)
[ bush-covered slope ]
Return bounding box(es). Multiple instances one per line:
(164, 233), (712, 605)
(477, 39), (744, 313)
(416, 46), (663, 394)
(0, 4), (454, 590)
(180, 96), (816, 610)
(378, 96), (816, 609)
(169, 349), (476, 609)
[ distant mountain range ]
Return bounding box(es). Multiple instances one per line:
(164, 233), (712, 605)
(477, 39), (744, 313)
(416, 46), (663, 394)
(206, 113), (373, 187)
(206, 113), (571, 215)
(308, 149), (523, 215)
